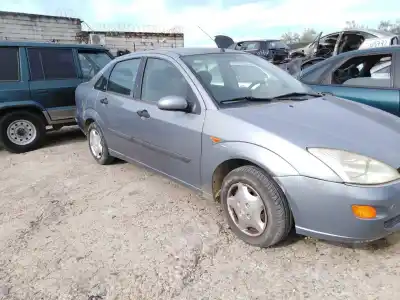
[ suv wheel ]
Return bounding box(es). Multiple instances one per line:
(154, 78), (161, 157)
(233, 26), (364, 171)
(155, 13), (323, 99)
(87, 122), (114, 165)
(0, 111), (46, 153)
(221, 165), (293, 248)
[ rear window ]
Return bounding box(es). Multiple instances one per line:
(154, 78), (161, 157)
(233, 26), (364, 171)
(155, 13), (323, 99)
(0, 47), (19, 81)
(268, 41), (289, 49)
(78, 50), (113, 79)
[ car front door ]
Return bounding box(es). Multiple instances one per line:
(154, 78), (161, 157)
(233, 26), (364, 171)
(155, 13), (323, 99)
(126, 55), (205, 188)
(27, 47), (81, 123)
(94, 57), (144, 158)
(309, 51), (400, 116)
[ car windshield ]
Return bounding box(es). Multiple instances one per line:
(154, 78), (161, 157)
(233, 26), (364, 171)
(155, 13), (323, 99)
(182, 52), (314, 104)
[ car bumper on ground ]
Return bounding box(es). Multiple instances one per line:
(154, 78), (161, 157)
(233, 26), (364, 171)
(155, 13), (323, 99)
(276, 176), (400, 243)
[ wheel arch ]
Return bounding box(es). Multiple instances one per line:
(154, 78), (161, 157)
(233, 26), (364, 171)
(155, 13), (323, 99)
(207, 142), (298, 201)
(0, 103), (48, 125)
(82, 108), (103, 134)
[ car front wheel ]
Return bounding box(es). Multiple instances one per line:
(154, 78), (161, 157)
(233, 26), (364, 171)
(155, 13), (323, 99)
(221, 165), (293, 248)
(87, 122), (114, 165)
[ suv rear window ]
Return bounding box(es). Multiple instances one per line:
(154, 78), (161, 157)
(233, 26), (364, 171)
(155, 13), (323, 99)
(268, 41), (289, 49)
(27, 48), (77, 80)
(78, 50), (112, 79)
(0, 47), (19, 81)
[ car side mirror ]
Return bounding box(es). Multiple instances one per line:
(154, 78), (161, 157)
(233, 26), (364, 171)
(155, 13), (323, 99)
(157, 96), (189, 111)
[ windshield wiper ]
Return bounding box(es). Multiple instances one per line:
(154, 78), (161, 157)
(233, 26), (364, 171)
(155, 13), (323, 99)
(269, 92), (321, 100)
(220, 96), (273, 104)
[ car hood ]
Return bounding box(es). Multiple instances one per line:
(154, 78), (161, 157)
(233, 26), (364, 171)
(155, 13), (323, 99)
(222, 95), (400, 168)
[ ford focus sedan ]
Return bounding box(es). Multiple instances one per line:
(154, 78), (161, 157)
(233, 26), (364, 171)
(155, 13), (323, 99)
(75, 48), (400, 248)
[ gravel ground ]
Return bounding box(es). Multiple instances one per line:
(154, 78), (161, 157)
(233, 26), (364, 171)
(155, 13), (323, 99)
(0, 127), (400, 300)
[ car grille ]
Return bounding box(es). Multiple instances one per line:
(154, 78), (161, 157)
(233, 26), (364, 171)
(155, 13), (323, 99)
(384, 214), (400, 229)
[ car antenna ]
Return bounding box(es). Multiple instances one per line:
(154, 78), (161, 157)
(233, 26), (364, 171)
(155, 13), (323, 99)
(197, 26), (225, 52)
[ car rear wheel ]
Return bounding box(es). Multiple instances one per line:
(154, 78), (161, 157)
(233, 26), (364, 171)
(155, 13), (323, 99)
(87, 122), (114, 165)
(0, 111), (46, 153)
(221, 165), (292, 248)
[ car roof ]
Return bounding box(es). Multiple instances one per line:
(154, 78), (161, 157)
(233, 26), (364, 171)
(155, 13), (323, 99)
(345, 28), (395, 37)
(115, 47), (243, 60)
(339, 45), (400, 57)
(0, 41), (107, 50)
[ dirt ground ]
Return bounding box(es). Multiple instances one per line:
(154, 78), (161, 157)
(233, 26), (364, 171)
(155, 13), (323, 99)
(0, 127), (399, 300)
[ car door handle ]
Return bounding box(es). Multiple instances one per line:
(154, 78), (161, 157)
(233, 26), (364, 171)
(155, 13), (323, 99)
(99, 98), (108, 104)
(137, 109), (150, 119)
(321, 92), (333, 96)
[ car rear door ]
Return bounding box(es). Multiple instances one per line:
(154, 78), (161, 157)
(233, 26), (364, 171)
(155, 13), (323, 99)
(308, 50), (400, 116)
(27, 47), (81, 122)
(125, 54), (205, 188)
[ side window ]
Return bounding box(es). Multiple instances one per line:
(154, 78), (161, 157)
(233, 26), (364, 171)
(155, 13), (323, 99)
(141, 58), (191, 103)
(27, 48), (77, 80)
(94, 72), (109, 91)
(78, 50), (113, 79)
(242, 42), (260, 50)
(0, 47), (19, 81)
(332, 54), (392, 88)
(107, 59), (141, 96)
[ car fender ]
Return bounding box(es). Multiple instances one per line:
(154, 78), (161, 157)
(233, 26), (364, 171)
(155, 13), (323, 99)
(82, 107), (104, 129)
(201, 141), (299, 192)
(0, 100), (49, 122)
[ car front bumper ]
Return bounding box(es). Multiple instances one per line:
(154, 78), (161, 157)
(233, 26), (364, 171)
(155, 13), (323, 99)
(276, 176), (400, 243)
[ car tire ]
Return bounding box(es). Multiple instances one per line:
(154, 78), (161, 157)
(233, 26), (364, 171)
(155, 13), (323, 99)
(221, 165), (292, 248)
(87, 122), (114, 165)
(0, 111), (46, 153)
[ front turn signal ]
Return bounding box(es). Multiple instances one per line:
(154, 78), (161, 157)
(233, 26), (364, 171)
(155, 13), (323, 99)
(351, 205), (377, 219)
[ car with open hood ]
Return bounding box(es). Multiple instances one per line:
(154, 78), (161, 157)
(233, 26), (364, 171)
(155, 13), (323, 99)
(214, 35), (290, 64)
(75, 48), (400, 248)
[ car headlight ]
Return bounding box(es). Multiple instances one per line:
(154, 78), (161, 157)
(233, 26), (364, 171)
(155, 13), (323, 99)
(308, 148), (400, 184)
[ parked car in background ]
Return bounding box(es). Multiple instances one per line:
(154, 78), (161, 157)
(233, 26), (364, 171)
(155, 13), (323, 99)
(0, 41), (113, 153)
(214, 35), (290, 64)
(290, 28), (399, 70)
(76, 48), (400, 248)
(297, 46), (400, 116)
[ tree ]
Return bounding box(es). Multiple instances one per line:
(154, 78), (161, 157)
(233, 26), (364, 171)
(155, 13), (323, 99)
(378, 20), (400, 34)
(281, 32), (300, 44)
(344, 20), (366, 29)
(300, 28), (317, 43)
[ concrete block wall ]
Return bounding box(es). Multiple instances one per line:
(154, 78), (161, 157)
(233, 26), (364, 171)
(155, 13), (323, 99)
(103, 35), (184, 53)
(0, 11), (185, 53)
(0, 11), (82, 43)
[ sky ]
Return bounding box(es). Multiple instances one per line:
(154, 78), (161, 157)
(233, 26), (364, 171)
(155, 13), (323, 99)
(1, 0), (399, 47)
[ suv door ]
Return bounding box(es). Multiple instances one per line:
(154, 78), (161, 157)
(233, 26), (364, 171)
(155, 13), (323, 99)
(128, 55), (205, 188)
(26, 47), (81, 122)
